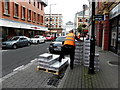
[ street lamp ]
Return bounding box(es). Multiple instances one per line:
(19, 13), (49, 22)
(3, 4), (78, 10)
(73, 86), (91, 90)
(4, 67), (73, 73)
(88, 0), (95, 74)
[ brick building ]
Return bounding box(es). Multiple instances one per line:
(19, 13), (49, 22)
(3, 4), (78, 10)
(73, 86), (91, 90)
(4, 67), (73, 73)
(44, 14), (63, 37)
(74, 5), (89, 36)
(0, 0), (48, 41)
(88, 0), (120, 55)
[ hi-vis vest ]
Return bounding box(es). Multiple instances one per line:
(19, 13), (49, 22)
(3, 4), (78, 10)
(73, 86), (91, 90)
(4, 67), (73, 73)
(64, 33), (75, 46)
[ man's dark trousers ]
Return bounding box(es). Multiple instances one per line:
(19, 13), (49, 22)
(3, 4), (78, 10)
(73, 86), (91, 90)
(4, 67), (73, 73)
(59, 45), (75, 69)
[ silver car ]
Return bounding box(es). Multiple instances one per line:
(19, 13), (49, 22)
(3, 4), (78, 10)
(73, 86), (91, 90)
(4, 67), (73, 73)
(2, 36), (31, 49)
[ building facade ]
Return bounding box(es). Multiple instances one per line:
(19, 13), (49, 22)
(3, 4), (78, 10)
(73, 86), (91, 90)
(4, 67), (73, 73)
(0, 0), (48, 41)
(44, 14), (63, 37)
(74, 5), (89, 36)
(88, 0), (120, 55)
(62, 21), (75, 36)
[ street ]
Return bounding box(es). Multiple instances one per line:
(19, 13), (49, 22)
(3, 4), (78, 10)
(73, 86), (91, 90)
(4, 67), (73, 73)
(2, 42), (51, 77)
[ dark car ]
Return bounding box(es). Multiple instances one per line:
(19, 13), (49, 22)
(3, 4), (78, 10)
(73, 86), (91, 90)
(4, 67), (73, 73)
(2, 36), (31, 49)
(49, 36), (66, 53)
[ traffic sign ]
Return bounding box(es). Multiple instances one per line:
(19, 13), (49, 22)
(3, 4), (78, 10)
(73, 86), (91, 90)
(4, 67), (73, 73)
(94, 15), (104, 21)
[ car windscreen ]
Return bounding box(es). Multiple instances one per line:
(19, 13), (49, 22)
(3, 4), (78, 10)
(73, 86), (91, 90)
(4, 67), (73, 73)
(34, 36), (39, 38)
(9, 37), (19, 41)
(55, 37), (65, 42)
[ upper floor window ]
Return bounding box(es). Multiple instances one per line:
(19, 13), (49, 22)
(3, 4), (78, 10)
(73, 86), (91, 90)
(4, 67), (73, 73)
(38, 14), (40, 23)
(29, 0), (31, 4)
(4, 0), (9, 14)
(37, 2), (39, 8)
(22, 7), (25, 19)
(28, 9), (31, 21)
(14, 3), (19, 17)
(34, 0), (35, 6)
(41, 3), (43, 10)
(33, 12), (36, 22)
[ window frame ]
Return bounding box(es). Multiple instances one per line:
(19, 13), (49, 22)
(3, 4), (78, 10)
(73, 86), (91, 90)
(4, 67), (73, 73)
(3, 0), (10, 16)
(14, 3), (19, 18)
(21, 6), (26, 20)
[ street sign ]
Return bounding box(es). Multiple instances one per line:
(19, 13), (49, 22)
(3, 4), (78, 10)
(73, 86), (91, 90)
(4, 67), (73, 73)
(94, 15), (104, 21)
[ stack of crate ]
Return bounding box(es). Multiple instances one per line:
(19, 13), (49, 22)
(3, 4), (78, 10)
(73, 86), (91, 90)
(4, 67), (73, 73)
(83, 40), (90, 67)
(74, 41), (83, 65)
(94, 53), (100, 71)
(83, 40), (100, 71)
(37, 53), (69, 75)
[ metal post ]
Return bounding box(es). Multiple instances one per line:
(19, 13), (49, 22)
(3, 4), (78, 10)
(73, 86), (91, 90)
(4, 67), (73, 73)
(83, 4), (85, 41)
(88, 0), (95, 74)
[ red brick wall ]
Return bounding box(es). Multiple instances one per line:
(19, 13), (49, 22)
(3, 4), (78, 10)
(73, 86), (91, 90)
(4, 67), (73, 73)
(1, 0), (45, 27)
(96, 21), (103, 47)
(103, 14), (110, 50)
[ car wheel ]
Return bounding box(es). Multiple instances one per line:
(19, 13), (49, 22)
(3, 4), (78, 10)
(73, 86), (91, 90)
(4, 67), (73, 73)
(49, 49), (54, 53)
(37, 41), (40, 44)
(12, 44), (17, 49)
(27, 42), (31, 46)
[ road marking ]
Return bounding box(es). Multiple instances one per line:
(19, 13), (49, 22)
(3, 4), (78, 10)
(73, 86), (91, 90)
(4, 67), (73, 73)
(0, 50), (8, 52)
(30, 58), (38, 63)
(13, 65), (24, 72)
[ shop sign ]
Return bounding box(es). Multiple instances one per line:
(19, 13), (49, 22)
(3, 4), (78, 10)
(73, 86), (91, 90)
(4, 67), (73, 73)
(109, 3), (120, 19)
(94, 15), (104, 21)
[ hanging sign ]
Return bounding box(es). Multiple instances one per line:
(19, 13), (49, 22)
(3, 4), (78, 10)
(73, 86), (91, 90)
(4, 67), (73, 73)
(94, 15), (104, 21)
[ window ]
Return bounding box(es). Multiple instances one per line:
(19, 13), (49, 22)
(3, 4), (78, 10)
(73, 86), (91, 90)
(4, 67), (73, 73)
(14, 3), (19, 17)
(41, 3), (43, 10)
(4, 0), (9, 14)
(33, 12), (36, 22)
(29, 0), (31, 4)
(22, 7), (25, 20)
(37, 2), (39, 8)
(34, 0), (35, 6)
(28, 9), (31, 21)
(38, 14), (40, 23)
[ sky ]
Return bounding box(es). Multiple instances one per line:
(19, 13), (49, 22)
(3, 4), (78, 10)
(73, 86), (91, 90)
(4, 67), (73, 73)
(44, 0), (89, 25)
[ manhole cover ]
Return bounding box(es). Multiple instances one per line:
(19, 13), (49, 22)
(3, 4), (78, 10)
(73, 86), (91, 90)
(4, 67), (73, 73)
(108, 61), (119, 66)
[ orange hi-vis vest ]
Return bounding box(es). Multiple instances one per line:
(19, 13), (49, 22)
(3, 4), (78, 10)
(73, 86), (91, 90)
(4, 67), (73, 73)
(64, 33), (75, 46)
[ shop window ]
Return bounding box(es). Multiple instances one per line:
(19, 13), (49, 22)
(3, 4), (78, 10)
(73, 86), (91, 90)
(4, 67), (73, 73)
(4, 0), (10, 15)
(22, 7), (25, 20)
(14, 3), (19, 18)
(28, 9), (31, 21)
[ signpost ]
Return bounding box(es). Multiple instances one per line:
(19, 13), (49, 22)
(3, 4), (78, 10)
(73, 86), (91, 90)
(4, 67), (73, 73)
(94, 15), (104, 21)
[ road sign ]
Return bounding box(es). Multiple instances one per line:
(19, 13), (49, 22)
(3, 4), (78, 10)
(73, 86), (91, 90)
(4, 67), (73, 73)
(94, 15), (104, 21)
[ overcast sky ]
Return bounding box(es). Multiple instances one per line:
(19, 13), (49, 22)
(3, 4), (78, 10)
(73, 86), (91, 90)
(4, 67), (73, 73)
(44, 0), (89, 25)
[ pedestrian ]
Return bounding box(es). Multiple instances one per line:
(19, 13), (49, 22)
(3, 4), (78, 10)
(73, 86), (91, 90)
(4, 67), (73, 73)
(59, 30), (82, 69)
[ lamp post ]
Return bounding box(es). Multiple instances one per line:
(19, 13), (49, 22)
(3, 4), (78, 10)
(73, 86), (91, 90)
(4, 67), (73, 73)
(88, 0), (95, 74)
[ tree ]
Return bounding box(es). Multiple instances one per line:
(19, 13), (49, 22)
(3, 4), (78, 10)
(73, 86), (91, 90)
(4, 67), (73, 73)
(77, 24), (83, 33)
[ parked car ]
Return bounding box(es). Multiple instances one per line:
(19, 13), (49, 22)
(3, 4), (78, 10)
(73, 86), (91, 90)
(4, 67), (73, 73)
(30, 35), (45, 44)
(49, 36), (66, 53)
(2, 36), (31, 49)
(46, 35), (55, 41)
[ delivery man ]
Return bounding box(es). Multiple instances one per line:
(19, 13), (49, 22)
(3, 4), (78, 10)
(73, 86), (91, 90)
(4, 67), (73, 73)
(59, 30), (81, 69)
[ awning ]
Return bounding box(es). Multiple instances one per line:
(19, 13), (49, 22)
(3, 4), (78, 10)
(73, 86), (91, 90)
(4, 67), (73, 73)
(0, 18), (49, 32)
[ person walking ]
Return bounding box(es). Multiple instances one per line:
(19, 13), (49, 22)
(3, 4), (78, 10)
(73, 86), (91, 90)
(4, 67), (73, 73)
(59, 30), (81, 69)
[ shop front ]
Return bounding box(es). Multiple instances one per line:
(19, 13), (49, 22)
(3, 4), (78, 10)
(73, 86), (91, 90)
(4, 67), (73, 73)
(0, 18), (49, 41)
(109, 3), (120, 55)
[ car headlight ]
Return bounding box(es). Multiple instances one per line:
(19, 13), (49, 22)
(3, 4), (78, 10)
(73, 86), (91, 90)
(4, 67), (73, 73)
(49, 44), (53, 47)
